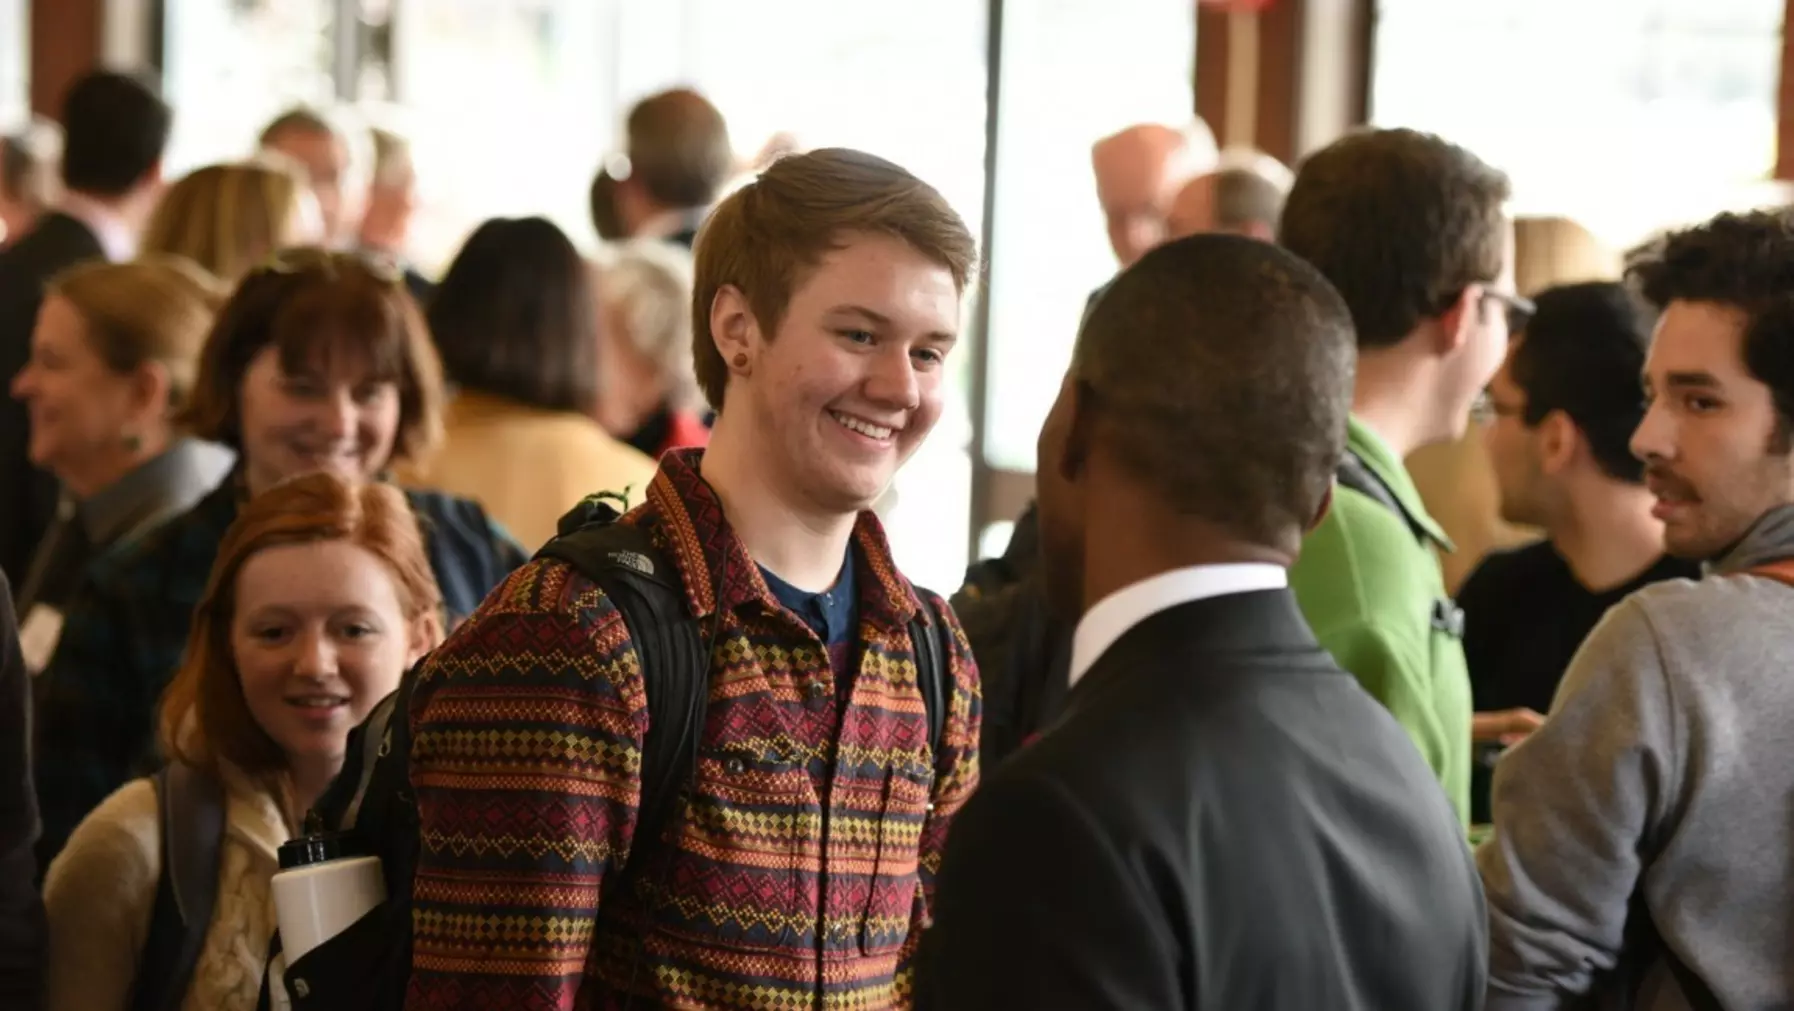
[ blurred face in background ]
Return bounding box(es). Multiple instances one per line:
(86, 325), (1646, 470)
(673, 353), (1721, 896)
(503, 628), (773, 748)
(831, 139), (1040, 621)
(11, 294), (166, 494)
(1479, 336), (1550, 526)
(0, 184), (42, 246)
(358, 174), (415, 255)
(231, 538), (427, 774)
(237, 344), (401, 496)
(265, 126), (355, 244)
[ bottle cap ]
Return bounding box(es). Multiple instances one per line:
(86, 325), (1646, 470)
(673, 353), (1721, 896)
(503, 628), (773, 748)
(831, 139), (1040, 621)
(278, 831), (353, 870)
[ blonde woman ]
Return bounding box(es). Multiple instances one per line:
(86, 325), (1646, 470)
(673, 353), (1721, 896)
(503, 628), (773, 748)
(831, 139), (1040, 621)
(140, 162), (324, 283)
(41, 473), (442, 1011)
(1408, 215), (1622, 592)
(8, 257), (233, 658)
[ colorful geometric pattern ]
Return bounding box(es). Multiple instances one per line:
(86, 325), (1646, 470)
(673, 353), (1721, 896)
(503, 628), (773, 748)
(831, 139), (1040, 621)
(406, 449), (983, 1010)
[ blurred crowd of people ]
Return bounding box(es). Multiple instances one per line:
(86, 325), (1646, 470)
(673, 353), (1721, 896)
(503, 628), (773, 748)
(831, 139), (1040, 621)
(0, 56), (1789, 1011)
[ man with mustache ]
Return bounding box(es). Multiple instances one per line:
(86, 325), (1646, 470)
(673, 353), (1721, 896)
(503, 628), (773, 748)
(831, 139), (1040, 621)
(1478, 208), (1794, 1009)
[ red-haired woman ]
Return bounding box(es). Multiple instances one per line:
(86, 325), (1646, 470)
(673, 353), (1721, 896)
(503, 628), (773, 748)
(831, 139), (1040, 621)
(40, 472), (444, 1011)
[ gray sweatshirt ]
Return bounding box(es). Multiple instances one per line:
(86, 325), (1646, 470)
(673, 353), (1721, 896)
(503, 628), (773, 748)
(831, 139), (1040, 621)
(1478, 505), (1794, 1010)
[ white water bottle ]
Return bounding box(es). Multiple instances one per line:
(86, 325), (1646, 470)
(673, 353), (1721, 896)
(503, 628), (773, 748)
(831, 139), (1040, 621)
(270, 832), (386, 963)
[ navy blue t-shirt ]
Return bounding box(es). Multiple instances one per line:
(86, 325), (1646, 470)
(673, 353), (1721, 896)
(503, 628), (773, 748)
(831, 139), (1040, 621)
(761, 549), (858, 684)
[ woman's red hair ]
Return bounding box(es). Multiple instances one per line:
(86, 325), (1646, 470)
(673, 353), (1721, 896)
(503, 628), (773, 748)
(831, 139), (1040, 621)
(159, 472), (444, 775)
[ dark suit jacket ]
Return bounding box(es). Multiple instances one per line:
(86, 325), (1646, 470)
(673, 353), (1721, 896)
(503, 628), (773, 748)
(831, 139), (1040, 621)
(917, 588), (1487, 1011)
(0, 572), (43, 1006)
(0, 212), (105, 587)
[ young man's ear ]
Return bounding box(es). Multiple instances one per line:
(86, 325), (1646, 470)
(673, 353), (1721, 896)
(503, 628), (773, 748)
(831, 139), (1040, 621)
(1536, 409), (1579, 476)
(1432, 286), (1480, 357)
(708, 284), (761, 372)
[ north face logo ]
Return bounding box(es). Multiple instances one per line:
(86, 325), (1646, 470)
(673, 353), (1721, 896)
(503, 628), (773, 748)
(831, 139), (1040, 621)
(608, 549), (655, 577)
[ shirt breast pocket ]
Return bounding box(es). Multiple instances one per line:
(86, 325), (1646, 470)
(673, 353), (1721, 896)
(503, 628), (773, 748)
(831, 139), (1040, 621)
(860, 759), (935, 956)
(657, 743), (816, 954)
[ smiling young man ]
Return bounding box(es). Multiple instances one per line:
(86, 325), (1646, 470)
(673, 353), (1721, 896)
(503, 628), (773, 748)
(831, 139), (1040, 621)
(1479, 209), (1794, 1009)
(405, 148), (982, 1011)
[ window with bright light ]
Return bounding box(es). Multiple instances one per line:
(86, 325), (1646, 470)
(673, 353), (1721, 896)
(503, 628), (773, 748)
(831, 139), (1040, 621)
(1373, 0), (1786, 246)
(0, 0), (25, 127)
(979, 0), (1197, 475)
(390, 0), (608, 274)
(160, 0), (339, 175)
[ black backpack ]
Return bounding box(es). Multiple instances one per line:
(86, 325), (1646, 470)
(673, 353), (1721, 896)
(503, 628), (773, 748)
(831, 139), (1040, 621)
(215, 496), (952, 1011)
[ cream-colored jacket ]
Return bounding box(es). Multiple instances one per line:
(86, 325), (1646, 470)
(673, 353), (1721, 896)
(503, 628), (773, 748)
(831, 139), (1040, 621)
(43, 762), (296, 1011)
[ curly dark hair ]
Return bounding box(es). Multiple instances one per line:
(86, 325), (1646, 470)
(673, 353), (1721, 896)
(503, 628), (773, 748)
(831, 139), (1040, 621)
(1627, 208), (1794, 447)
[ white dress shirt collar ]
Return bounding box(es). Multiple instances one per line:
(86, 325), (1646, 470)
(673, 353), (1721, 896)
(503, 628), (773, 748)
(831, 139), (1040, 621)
(1068, 563), (1288, 687)
(57, 192), (136, 262)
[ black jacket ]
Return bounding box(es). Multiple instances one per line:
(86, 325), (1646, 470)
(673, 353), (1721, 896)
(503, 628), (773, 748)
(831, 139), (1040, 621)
(917, 588), (1487, 1011)
(951, 503), (1070, 768)
(0, 572), (43, 1006)
(0, 213), (105, 587)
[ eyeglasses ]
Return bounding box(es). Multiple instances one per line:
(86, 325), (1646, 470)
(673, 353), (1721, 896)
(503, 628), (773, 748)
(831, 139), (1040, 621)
(253, 247), (404, 286)
(1470, 391), (1527, 426)
(1482, 286), (1536, 333)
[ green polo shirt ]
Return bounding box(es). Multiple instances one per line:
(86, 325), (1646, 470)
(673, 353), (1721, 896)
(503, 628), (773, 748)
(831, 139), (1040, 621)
(1290, 416), (1472, 827)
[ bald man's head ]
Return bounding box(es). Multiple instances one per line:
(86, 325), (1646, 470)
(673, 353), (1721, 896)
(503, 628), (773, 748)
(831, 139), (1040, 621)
(1167, 156), (1291, 242)
(1091, 121), (1216, 266)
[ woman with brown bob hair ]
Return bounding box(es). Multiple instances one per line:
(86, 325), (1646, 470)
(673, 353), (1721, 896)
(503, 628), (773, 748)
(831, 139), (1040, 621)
(398, 216), (657, 550)
(41, 472), (444, 1011)
(32, 249), (526, 871)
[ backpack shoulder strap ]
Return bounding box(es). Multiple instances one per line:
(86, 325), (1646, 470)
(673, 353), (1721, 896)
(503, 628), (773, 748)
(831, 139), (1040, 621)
(536, 510), (707, 865)
(1335, 449), (1428, 544)
(131, 763), (226, 1011)
(909, 593), (949, 767)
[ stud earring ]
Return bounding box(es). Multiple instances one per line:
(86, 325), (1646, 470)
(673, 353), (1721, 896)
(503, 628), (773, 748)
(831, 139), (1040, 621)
(732, 353), (749, 369)
(122, 432), (142, 453)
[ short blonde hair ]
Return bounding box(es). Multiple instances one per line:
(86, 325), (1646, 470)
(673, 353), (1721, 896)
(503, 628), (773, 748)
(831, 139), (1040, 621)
(691, 148), (977, 409)
(48, 255), (227, 415)
(598, 239), (702, 413)
(141, 162), (310, 283)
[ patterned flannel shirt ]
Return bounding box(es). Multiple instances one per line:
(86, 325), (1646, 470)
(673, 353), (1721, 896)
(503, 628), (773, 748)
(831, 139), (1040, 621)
(33, 475), (526, 870)
(406, 448), (983, 1011)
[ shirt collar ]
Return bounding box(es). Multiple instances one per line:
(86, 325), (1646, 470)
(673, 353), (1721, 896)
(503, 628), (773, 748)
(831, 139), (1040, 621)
(78, 439), (235, 545)
(1345, 414), (1453, 550)
(56, 192), (136, 262)
(1068, 563), (1288, 687)
(642, 448), (922, 630)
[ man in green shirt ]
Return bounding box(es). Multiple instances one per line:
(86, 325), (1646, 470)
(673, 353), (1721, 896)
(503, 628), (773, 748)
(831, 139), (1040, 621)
(1279, 128), (1531, 826)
